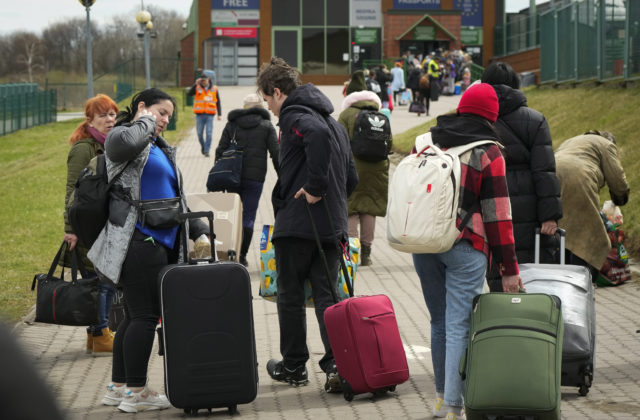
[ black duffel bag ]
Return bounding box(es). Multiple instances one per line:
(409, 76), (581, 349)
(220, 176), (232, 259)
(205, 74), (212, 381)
(31, 242), (100, 326)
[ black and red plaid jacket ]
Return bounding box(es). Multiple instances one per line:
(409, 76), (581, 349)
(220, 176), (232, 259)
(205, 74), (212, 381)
(457, 144), (519, 276)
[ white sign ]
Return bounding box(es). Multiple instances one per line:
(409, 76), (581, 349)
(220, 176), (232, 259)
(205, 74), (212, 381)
(211, 9), (259, 26)
(350, 0), (382, 27)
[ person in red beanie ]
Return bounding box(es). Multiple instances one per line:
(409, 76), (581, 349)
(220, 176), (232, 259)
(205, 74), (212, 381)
(412, 82), (522, 420)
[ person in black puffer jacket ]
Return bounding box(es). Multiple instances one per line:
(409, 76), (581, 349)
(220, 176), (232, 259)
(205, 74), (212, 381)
(482, 62), (563, 292)
(214, 93), (280, 266)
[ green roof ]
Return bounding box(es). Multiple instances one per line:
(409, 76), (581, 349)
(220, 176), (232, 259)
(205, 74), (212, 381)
(395, 14), (458, 41)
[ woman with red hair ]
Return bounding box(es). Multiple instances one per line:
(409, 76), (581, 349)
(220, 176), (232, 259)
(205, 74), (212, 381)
(63, 94), (118, 356)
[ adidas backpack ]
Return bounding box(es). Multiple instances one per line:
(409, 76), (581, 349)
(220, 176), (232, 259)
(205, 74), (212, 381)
(386, 132), (495, 254)
(351, 110), (392, 163)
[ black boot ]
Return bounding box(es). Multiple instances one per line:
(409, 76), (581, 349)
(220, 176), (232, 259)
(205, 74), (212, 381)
(239, 227), (253, 267)
(361, 244), (372, 266)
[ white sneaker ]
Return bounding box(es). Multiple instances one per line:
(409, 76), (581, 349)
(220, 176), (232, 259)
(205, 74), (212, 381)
(433, 396), (446, 417)
(117, 386), (171, 413)
(445, 411), (466, 420)
(101, 383), (125, 406)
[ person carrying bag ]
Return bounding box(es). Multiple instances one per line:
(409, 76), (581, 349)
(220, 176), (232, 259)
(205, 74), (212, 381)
(32, 242), (101, 326)
(206, 126), (243, 193)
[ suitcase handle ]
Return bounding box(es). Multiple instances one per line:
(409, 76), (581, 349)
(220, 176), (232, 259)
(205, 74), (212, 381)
(534, 227), (565, 265)
(179, 211), (216, 263)
(303, 199), (354, 304)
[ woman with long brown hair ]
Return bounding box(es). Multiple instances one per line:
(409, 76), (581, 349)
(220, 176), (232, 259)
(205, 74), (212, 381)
(63, 94), (118, 355)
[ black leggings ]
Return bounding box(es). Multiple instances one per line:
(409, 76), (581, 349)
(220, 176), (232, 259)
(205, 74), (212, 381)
(112, 230), (175, 387)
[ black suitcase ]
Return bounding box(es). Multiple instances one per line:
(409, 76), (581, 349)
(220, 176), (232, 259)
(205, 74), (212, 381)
(520, 228), (596, 396)
(159, 211), (258, 415)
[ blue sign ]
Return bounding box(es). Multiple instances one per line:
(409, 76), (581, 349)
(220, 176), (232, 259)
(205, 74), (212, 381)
(212, 0), (259, 10)
(454, 0), (483, 27)
(393, 0), (441, 9)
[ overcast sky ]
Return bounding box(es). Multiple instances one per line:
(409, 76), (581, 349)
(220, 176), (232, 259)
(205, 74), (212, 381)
(0, 0), (191, 35)
(0, 1), (551, 36)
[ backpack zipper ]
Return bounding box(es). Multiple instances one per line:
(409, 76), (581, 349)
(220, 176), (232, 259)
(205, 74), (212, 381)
(472, 325), (556, 341)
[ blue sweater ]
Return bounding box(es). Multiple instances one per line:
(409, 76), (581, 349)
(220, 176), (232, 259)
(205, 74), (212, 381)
(136, 143), (179, 248)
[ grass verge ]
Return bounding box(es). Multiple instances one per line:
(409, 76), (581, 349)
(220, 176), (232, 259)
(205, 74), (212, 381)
(0, 88), (193, 323)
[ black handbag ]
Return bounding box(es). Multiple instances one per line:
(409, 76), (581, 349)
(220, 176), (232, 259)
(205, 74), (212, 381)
(206, 129), (243, 192)
(409, 100), (426, 114)
(137, 197), (182, 229)
(31, 242), (101, 326)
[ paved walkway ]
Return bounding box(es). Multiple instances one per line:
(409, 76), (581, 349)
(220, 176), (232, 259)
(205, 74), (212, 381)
(14, 86), (640, 419)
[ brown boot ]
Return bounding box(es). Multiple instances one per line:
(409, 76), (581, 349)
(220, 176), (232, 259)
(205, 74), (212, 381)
(92, 328), (114, 356)
(86, 330), (93, 354)
(361, 244), (372, 266)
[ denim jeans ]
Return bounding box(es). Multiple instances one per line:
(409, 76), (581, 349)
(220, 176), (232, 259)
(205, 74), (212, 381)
(85, 271), (115, 334)
(239, 179), (264, 229)
(273, 237), (339, 373)
(195, 113), (214, 153)
(92, 282), (116, 332)
(412, 240), (487, 407)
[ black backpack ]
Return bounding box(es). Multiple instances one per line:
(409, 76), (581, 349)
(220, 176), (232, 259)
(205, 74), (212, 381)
(68, 154), (126, 248)
(350, 110), (392, 162)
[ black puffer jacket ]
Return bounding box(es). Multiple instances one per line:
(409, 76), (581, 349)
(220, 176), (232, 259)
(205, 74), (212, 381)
(215, 107), (279, 182)
(492, 84), (562, 264)
(272, 84), (358, 244)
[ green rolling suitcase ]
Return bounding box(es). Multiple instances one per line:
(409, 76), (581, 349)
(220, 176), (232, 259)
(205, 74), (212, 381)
(460, 293), (563, 420)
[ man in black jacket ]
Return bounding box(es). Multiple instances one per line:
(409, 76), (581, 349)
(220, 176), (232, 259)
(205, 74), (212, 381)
(257, 57), (358, 392)
(482, 62), (563, 291)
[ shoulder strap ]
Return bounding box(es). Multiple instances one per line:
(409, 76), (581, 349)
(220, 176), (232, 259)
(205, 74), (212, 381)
(446, 140), (497, 157)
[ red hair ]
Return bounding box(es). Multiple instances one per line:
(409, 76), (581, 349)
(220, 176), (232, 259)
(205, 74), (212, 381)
(69, 94), (118, 145)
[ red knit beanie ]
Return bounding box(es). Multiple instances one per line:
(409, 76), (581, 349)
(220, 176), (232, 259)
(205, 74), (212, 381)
(456, 83), (499, 122)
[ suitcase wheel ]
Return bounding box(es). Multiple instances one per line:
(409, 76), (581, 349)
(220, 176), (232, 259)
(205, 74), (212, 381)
(341, 378), (354, 402)
(228, 404), (238, 414)
(183, 408), (198, 416)
(579, 384), (589, 396)
(388, 385), (396, 392)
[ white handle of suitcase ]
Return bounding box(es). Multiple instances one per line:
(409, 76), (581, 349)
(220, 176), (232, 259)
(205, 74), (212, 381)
(534, 227), (566, 265)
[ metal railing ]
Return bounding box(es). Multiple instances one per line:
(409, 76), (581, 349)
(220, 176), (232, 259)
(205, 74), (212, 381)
(499, 0), (639, 84)
(0, 84), (57, 136)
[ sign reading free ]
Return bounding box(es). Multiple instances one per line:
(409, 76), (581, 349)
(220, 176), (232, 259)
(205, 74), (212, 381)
(212, 0), (259, 9)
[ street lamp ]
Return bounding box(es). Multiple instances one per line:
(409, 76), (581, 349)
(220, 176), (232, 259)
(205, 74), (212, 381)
(136, 10), (153, 89)
(79, 0), (96, 98)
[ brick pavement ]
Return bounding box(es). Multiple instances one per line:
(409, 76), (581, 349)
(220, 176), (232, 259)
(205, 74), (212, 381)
(12, 86), (640, 419)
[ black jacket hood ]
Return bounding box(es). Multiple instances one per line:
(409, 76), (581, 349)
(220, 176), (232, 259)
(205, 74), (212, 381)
(228, 107), (271, 129)
(493, 84), (528, 116)
(280, 83), (334, 118)
(430, 114), (500, 148)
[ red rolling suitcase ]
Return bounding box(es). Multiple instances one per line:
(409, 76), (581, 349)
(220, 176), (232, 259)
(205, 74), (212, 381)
(324, 294), (409, 401)
(305, 201), (410, 401)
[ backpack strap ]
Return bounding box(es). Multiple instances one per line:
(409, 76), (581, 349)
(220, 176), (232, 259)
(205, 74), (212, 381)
(446, 140), (497, 156)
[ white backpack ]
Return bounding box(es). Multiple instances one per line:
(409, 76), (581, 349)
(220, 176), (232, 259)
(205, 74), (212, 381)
(386, 132), (495, 254)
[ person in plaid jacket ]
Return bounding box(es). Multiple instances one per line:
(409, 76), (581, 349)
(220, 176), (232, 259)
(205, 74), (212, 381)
(412, 83), (522, 420)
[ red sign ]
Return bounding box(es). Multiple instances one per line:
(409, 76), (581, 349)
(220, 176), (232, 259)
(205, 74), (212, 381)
(214, 27), (257, 38)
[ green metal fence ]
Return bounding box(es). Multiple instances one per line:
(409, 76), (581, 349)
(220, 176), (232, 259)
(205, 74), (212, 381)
(46, 57), (190, 111)
(0, 84), (57, 136)
(494, 13), (540, 57)
(540, 0), (640, 84)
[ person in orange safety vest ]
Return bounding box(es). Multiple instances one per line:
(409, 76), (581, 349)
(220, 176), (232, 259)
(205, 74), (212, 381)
(188, 71), (222, 157)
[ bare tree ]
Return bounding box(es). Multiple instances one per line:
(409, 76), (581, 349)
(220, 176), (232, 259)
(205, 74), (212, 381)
(11, 32), (43, 83)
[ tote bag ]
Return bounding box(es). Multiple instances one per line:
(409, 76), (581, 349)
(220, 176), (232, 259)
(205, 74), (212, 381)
(258, 224), (359, 306)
